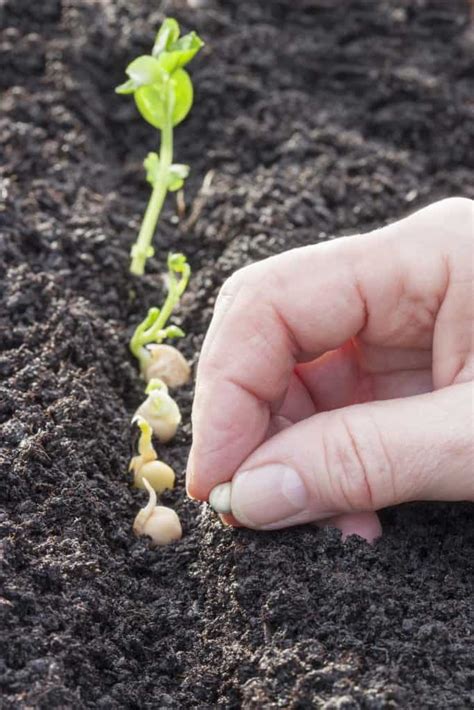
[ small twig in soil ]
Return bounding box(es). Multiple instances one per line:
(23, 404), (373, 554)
(182, 169), (216, 231)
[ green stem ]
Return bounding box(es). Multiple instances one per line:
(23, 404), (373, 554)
(130, 91), (174, 276)
(152, 281), (179, 333)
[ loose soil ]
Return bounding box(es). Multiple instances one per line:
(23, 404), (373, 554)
(1, 0), (473, 707)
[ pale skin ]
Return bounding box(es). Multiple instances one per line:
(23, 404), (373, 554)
(187, 198), (474, 541)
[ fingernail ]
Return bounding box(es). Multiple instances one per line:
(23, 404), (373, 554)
(231, 464), (309, 529)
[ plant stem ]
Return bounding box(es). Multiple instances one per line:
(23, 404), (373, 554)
(130, 92), (174, 276)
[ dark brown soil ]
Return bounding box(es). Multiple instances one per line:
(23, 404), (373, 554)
(1, 1), (473, 707)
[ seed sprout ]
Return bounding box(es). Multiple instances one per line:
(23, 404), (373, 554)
(116, 18), (204, 275)
(130, 416), (176, 493)
(130, 252), (191, 387)
(133, 478), (182, 546)
(134, 378), (181, 443)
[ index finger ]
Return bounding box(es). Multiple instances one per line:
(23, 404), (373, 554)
(186, 199), (459, 500)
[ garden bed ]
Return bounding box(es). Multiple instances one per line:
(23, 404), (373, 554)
(1, 0), (473, 707)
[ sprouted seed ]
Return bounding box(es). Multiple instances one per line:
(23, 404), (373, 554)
(130, 416), (176, 493)
(142, 343), (191, 388)
(134, 378), (181, 443)
(130, 252), (191, 387)
(133, 478), (182, 546)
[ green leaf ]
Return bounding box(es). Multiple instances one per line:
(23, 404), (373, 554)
(168, 252), (187, 272)
(127, 55), (165, 88)
(156, 32), (204, 74)
(144, 152), (160, 186)
(152, 18), (180, 58)
(170, 69), (193, 126)
(168, 163), (189, 191)
(135, 70), (192, 128)
(134, 84), (166, 129)
(170, 32), (204, 67)
(115, 78), (136, 94)
(163, 325), (185, 339)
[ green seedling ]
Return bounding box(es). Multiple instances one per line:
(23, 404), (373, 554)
(116, 18), (204, 275)
(130, 252), (191, 387)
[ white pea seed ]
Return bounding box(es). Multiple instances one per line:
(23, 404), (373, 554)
(209, 482), (232, 515)
(133, 479), (182, 546)
(142, 344), (191, 388)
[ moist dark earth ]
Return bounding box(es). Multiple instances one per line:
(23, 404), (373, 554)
(1, 0), (473, 707)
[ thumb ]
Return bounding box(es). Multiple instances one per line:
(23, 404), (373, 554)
(219, 383), (473, 530)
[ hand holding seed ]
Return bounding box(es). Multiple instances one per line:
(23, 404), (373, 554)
(187, 198), (474, 541)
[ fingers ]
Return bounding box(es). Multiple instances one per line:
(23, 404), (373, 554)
(297, 340), (433, 411)
(188, 198), (472, 500)
(225, 382), (473, 530)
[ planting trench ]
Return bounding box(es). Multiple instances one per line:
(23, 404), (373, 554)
(1, 0), (473, 707)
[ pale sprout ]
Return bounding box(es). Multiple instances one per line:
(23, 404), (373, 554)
(134, 378), (181, 443)
(141, 344), (191, 388)
(209, 482), (232, 514)
(129, 416), (175, 493)
(133, 478), (182, 546)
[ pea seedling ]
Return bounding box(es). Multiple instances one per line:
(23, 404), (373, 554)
(134, 478), (182, 546)
(116, 18), (204, 275)
(135, 378), (181, 443)
(130, 252), (191, 387)
(130, 416), (175, 493)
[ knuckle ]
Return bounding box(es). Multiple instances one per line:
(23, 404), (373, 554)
(439, 197), (474, 241)
(323, 409), (396, 511)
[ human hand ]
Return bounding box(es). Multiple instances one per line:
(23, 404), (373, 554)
(186, 198), (474, 541)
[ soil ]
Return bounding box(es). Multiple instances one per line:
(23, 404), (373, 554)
(1, 0), (473, 707)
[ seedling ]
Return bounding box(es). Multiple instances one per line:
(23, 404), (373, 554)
(116, 18), (204, 275)
(133, 478), (182, 546)
(135, 378), (181, 443)
(130, 252), (191, 387)
(130, 416), (175, 493)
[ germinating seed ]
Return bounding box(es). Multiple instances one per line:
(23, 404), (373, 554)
(129, 253), (191, 383)
(134, 460), (175, 494)
(134, 378), (181, 443)
(133, 479), (182, 546)
(129, 416), (175, 493)
(143, 344), (191, 388)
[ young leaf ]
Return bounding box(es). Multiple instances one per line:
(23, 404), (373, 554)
(134, 84), (167, 129)
(162, 325), (185, 339)
(152, 18), (181, 58)
(126, 56), (165, 89)
(115, 78), (136, 95)
(144, 152), (160, 186)
(167, 164), (189, 191)
(156, 32), (204, 74)
(170, 69), (193, 126)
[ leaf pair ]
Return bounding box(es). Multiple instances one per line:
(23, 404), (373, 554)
(144, 152), (189, 192)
